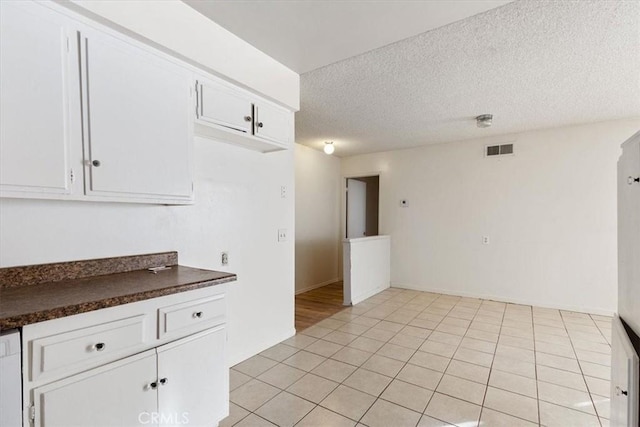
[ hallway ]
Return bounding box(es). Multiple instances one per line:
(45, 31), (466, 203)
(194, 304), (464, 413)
(295, 282), (345, 330)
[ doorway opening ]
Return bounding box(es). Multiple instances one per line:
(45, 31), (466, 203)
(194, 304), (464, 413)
(346, 175), (379, 239)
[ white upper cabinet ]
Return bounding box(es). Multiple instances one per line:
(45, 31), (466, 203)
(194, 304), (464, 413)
(0, 1), (194, 204)
(197, 79), (253, 134)
(80, 28), (193, 201)
(0, 1), (78, 196)
(1, 0), (295, 203)
(194, 77), (294, 153)
(254, 102), (293, 145)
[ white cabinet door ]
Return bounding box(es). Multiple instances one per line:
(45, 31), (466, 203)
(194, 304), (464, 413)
(254, 102), (292, 146)
(618, 135), (640, 335)
(81, 29), (193, 201)
(197, 80), (253, 134)
(157, 326), (228, 427)
(611, 316), (640, 427)
(33, 350), (157, 427)
(0, 1), (77, 195)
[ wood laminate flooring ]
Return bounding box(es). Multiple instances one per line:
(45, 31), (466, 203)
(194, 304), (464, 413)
(295, 281), (345, 331)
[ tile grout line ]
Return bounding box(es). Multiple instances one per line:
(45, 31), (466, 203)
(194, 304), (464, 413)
(558, 310), (604, 427)
(351, 291), (448, 426)
(281, 289), (432, 426)
(477, 300), (507, 426)
(229, 290), (612, 427)
(419, 300), (482, 425)
(230, 311), (383, 426)
(531, 306), (542, 427)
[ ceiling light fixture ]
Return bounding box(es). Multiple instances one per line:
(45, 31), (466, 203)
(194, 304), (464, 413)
(476, 114), (493, 128)
(324, 141), (335, 155)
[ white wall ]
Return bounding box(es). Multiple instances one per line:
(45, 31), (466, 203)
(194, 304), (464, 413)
(64, 0), (299, 110)
(0, 139), (295, 366)
(294, 144), (342, 293)
(343, 236), (391, 305)
(342, 119), (640, 315)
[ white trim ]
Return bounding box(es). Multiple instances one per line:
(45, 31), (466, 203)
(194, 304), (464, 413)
(228, 327), (296, 367)
(295, 278), (340, 295)
(344, 235), (390, 244)
(391, 283), (615, 317)
(351, 284), (388, 306)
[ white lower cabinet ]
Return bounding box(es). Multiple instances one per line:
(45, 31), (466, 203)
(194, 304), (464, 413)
(158, 327), (227, 427)
(22, 286), (229, 427)
(611, 316), (640, 427)
(34, 350), (157, 427)
(33, 328), (225, 427)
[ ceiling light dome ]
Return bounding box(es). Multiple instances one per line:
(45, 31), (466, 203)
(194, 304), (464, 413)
(324, 141), (335, 155)
(476, 114), (493, 128)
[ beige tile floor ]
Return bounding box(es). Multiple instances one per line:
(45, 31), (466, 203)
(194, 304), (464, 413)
(223, 288), (612, 427)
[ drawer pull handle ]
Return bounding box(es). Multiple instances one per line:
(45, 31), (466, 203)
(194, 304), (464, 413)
(193, 311), (203, 319)
(94, 342), (106, 351)
(257, 122), (264, 128)
(244, 116), (252, 122)
(159, 378), (168, 386)
(628, 176), (640, 185)
(149, 381), (158, 390)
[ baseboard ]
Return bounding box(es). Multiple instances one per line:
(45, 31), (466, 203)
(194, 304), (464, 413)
(295, 277), (340, 295)
(228, 327), (296, 367)
(352, 284), (390, 305)
(391, 283), (615, 317)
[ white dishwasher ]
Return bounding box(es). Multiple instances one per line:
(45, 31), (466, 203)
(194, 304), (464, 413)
(0, 329), (21, 427)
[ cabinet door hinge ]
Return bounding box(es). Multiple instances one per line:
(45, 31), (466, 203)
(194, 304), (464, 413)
(70, 168), (75, 184)
(66, 36), (69, 52)
(29, 404), (36, 422)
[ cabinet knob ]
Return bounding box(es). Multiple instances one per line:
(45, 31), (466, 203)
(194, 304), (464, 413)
(628, 176), (640, 185)
(149, 381), (158, 390)
(244, 116), (252, 122)
(616, 386), (628, 396)
(92, 160), (101, 167)
(159, 378), (168, 386)
(257, 122), (264, 128)
(93, 342), (106, 351)
(193, 311), (203, 319)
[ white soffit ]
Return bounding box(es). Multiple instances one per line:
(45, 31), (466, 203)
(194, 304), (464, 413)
(182, 0), (513, 74)
(297, 0), (640, 157)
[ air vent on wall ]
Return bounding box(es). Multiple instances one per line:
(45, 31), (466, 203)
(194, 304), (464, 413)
(486, 143), (514, 157)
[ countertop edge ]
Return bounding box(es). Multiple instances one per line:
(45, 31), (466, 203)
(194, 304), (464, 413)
(0, 274), (237, 330)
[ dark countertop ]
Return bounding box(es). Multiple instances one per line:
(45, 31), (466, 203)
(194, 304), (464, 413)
(0, 257), (236, 330)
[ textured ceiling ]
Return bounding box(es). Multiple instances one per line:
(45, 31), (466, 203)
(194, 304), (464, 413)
(183, 0), (511, 74)
(297, 0), (640, 157)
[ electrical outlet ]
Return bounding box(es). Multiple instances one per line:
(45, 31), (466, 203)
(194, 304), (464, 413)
(281, 186), (287, 198)
(278, 229), (288, 242)
(221, 252), (229, 266)
(482, 236), (490, 245)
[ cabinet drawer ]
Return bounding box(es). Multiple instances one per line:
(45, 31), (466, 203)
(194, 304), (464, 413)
(30, 315), (147, 382)
(158, 294), (225, 339)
